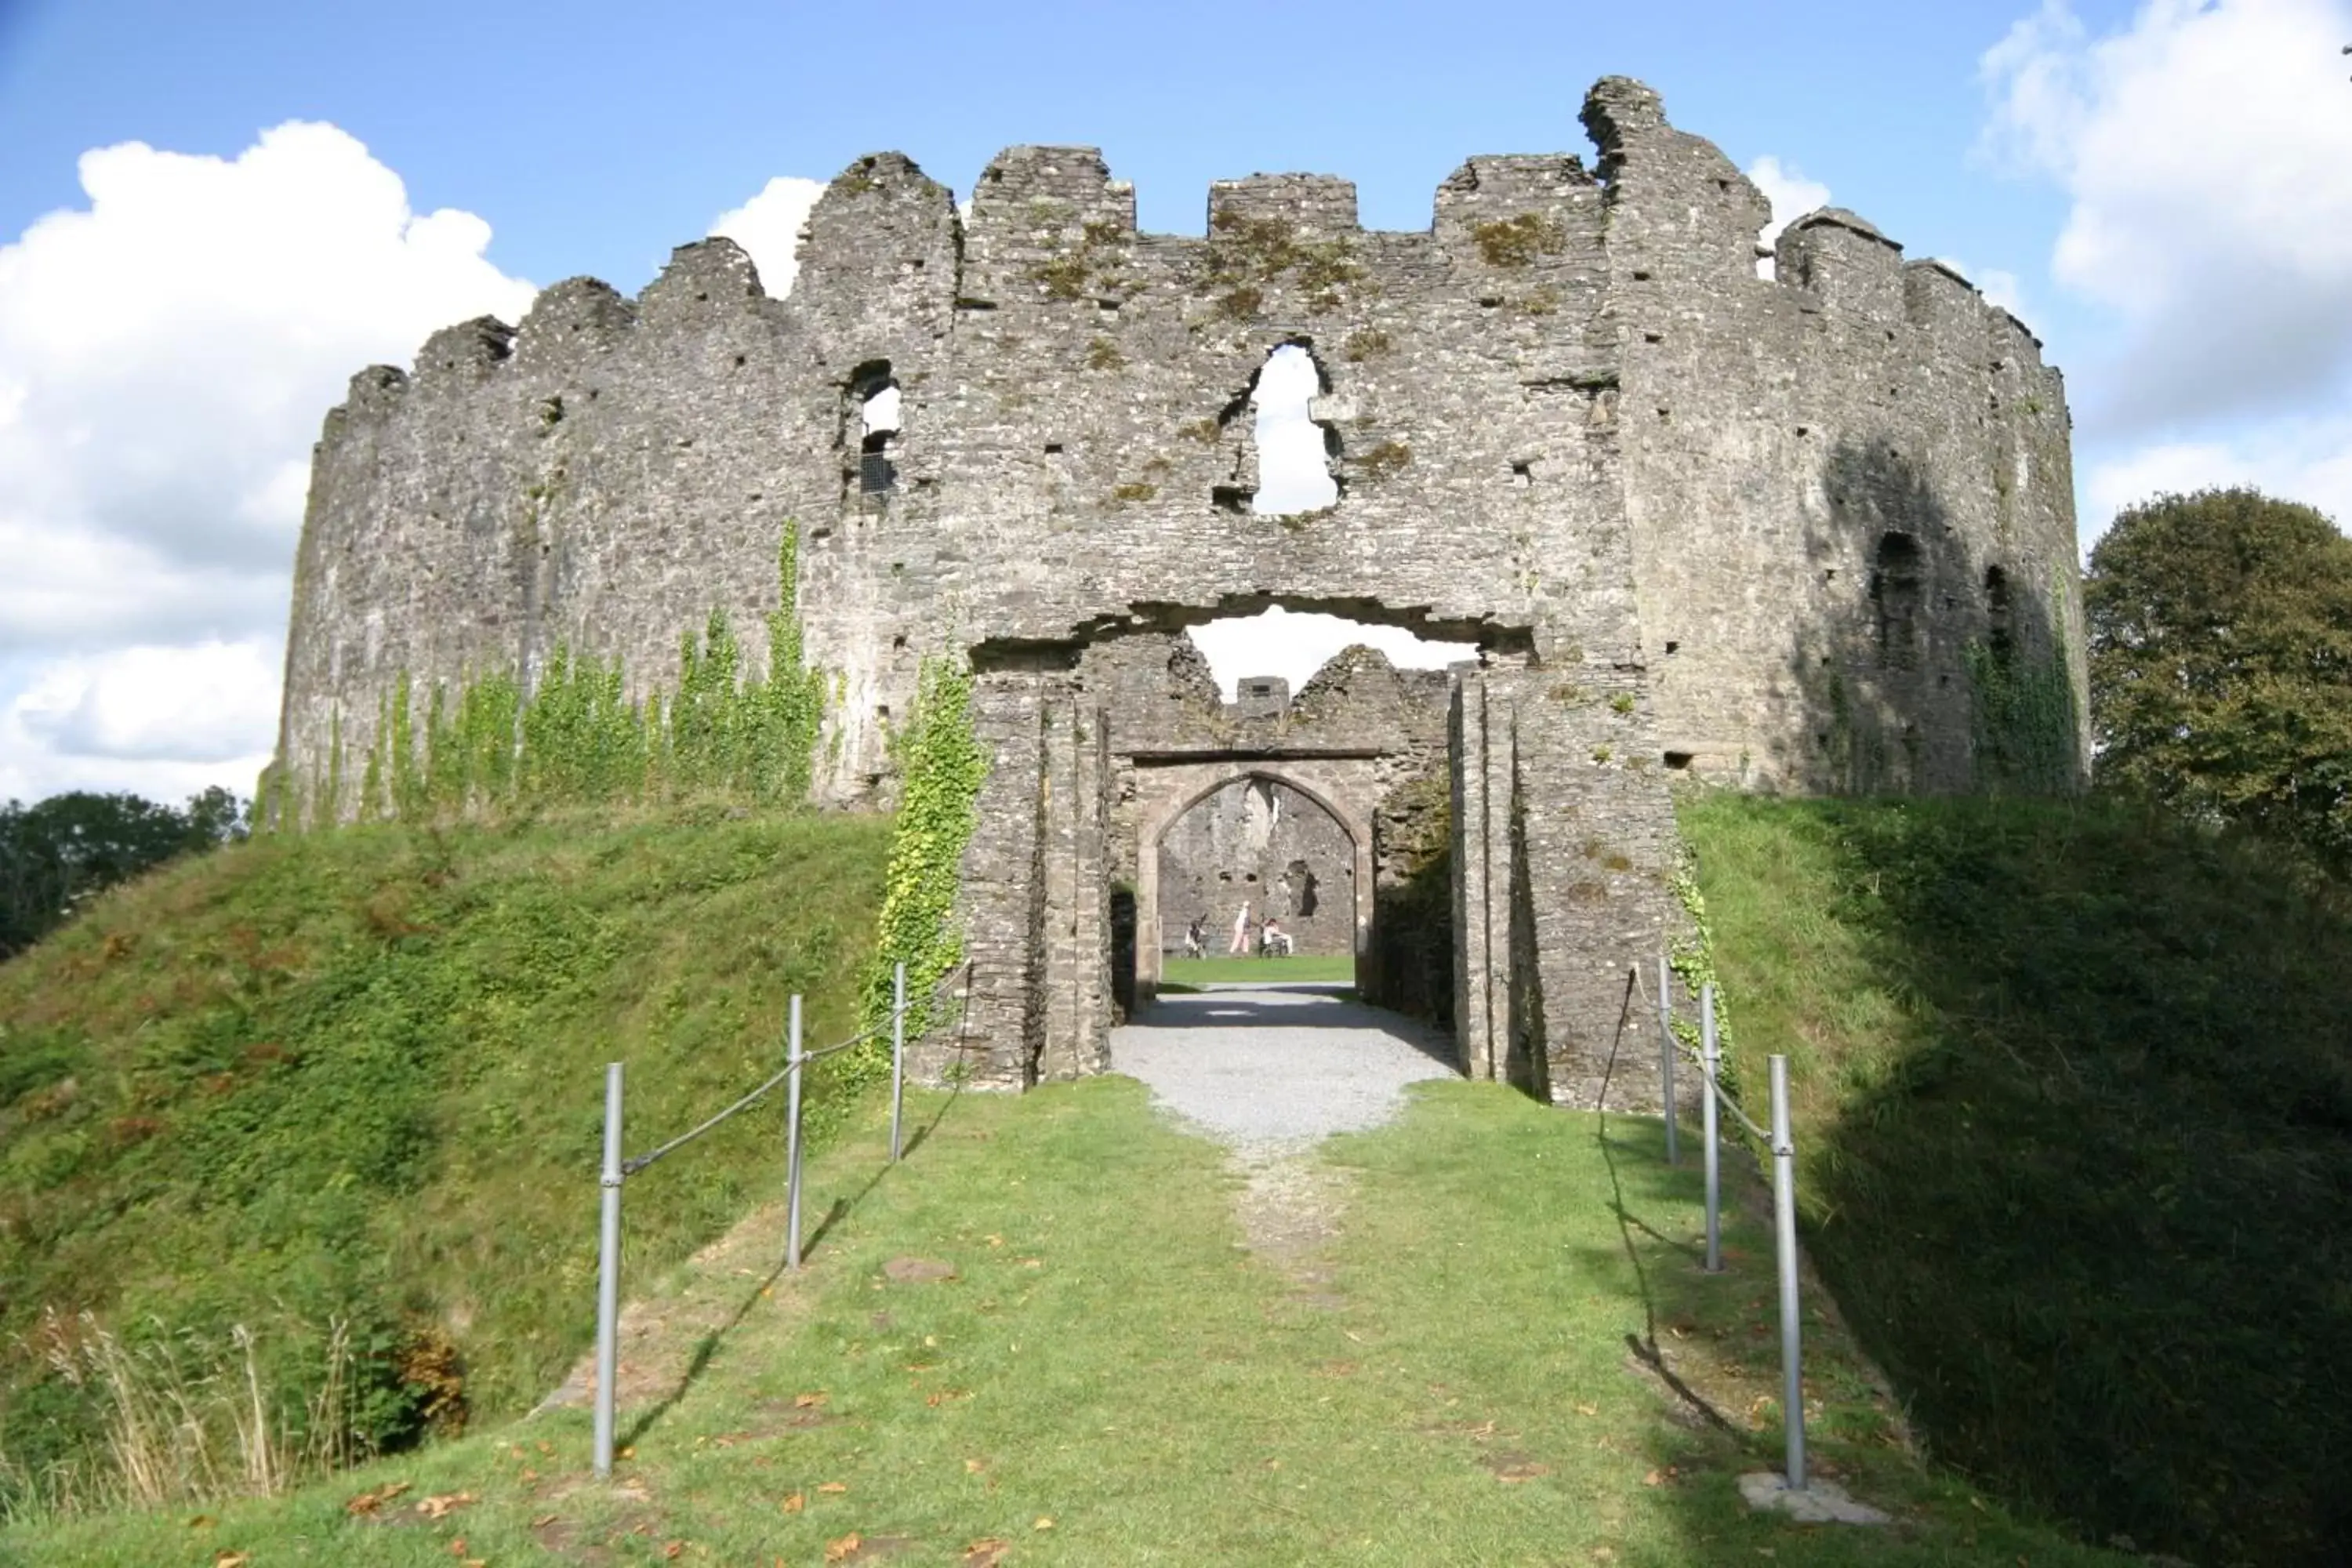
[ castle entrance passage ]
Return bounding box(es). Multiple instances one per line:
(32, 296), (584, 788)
(1134, 762), (1377, 995)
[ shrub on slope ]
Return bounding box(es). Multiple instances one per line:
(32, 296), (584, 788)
(1683, 795), (2352, 1566)
(0, 808), (888, 1510)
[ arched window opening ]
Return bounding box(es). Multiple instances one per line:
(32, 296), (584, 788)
(1984, 564), (2014, 665)
(1248, 344), (1338, 516)
(1872, 532), (1924, 671)
(854, 367), (900, 495)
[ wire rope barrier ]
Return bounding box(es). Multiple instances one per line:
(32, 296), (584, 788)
(588, 960), (973, 1477)
(1633, 960), (1809, 1494)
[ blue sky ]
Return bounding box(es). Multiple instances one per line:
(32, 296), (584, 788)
(2, 0), (2348, 802)
(0, 1), (2094, 289)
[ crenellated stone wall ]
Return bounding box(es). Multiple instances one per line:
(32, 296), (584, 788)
(273, 77), (2085, 1105)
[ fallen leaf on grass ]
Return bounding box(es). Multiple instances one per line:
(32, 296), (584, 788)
(964, 1458), (986, 1474)
(532, 1512), (560, 1527)
(1033, 1516), (1054, 1530)
(416, 1491), (476, 1520)
(187, 1514), (214, 1528)
(662, 1542), (686, 1560)
(926, 1388), (972, 1406)
(795, 1392), (830, 1409)
(825, 1534), (863, 1563)
(782, 1493), (806, 1513)
(963, 1539), (1011, 1566)
(818, 1480), (848, 1494)
(1574, 1403), (1599, 1417)
(214, 1554), (250, 1568)
(346, 1480), (413, 1515)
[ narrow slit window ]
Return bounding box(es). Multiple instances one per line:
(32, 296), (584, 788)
(858, 379), (901, 495)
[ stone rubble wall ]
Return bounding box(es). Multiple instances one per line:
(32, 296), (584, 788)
(274, 77), (2085, 1104)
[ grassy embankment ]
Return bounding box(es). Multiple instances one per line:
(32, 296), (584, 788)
(5, 1075), (2127, 1566)
(1682, 795), (2352, 1566)
(0, 808), (891, 1516)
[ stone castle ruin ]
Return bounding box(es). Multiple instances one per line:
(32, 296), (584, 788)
(274, 78), (2086, 1105)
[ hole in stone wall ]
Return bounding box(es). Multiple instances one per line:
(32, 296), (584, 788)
(1185, 608), (1479, 702)
(1664, 750), (1694, 769)
(1249, 345), (1338, 516)
(1872, 532), (1924, 671)
(855, 368), (900, 495)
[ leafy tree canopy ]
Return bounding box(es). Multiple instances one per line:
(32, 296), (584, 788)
(0, 786), (247, 958)
(2086, 487), (2352, 870)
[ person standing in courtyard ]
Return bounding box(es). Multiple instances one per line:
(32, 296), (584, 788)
(1229, 900), (1251, 956)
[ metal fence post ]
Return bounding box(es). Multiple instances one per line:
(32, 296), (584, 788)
(593, 1062), (623, 1479)
(1770, 1053), (1807, 1490)
(889, 961), (906, 1163)
(1657, 954), (1679, 1166)
(785, 995), (804, 1271)
(1700, 983), (1723, 1274)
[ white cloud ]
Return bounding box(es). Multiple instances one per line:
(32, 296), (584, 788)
(1185, 608), (1476, 702)
(1744, 155), (1831, 278)
(710, 176), (825, 298)
(13, 641), (281, 764)
(0, 642), (280, 803)
(1981, 0), (2352, 433)
(2082, 413), (2352, 538)
(0, 121), (532, 801)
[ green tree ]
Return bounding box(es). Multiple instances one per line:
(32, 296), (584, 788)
(2086, 487), (2352, 869)
(0, 789), (247, 957)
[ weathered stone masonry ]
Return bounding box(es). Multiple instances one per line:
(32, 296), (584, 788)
(276, 77), (2085, 1107)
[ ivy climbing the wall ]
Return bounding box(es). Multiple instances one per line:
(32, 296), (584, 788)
(339, 532), (825, 819)
(1666, 845), (1746, 1108)
(858, 657), (985, 1048)
(1966, 640), (2078, 797)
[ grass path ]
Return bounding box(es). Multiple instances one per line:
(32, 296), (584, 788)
(1160, 953), (1353, 985)
(6, 1078), (2131, 1566)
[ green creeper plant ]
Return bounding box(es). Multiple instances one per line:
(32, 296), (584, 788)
(859, 657), (985, 1047)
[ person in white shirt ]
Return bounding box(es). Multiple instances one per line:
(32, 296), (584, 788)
(1261, 916), (1293, 956)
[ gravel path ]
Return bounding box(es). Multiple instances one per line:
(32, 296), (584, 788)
(1112, 982), (1461, 1287)
(1110, 982), (1461, 1149)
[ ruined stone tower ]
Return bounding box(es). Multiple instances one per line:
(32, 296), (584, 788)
(274, 78), (2085, 1104)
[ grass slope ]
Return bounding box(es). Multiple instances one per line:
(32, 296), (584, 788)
(4, 1078), (2124, 1566)
(0, 808), (890, 1509)
(1683, 794), (2352, 1566)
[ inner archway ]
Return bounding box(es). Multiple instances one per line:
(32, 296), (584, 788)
(1130, 758), (1378, 1004)
(1157, 772), (1356, 983)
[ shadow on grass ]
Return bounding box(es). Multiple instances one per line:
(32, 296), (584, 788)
(1592, 967), (1749, 1443)
(1692, 795), (2352, 1566)
(618, 1081), (968, 1449)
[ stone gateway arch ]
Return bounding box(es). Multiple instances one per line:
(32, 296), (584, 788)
(272, 78), (2086, 1107)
